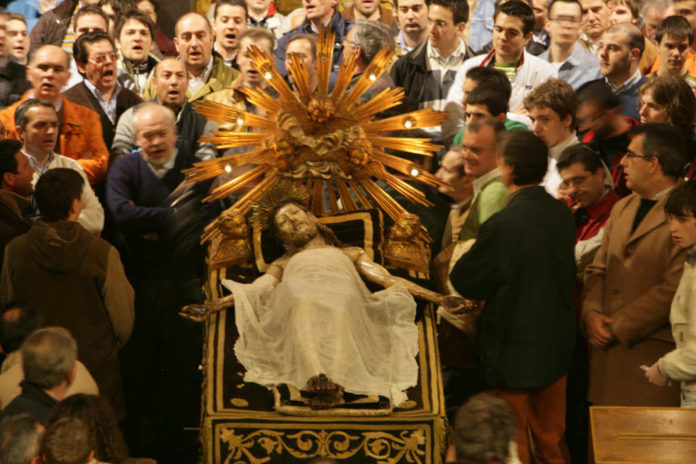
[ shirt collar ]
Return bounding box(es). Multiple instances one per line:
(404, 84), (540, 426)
(83, 78), (121, 102)
(481, 48), (525, 68)
(22, 149), (55, 173)
(192, 56), (214, 82)
(145, 149), (177, 178)
(472, 167), (502, 194)
(606, 68), (642, 93)
(649, 185), (673, 202)
(426, 37), (467, 61)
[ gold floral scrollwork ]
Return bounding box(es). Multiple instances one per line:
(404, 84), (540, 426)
(219, 427), (428, 464)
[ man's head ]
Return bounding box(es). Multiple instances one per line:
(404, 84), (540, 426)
(665, 180), (696, 248)
(461, 67), (511, 106)
(532, 0), (549, 32)
(493, 0), (535, 63)
(15, 99), (60, 158)
(40, 417), (94, 464)
(608, 0), (640, 24)
(0, 13), (7, 57)
(0, 140), (34, 196)
(598, 22), (644, 82)
(0, 302), (41, 355)
(35, 168), (85, 222)
(98, 0), (135, 36)
(454, 393), (517, 464)
(524, 78), (576, 147)
(435, 147), (473, 201)
(464, 85), (509, 124)
(237, 28), (275, 88)
(674, 0), (696, 45)
(0, 413), (44, 464)
(576, 80), (623, 136)
(499, 131), (549, 187)
(461, 116), (506, 178)
(579, 0), (610, 41)
(115, 9), (155, 65)
(427, 0), (469, 55)
(353, 0), (381, 17)
(73, 6), (108, 39)
(396, 0), (429, 37)
(214, 0), (248, 56)
(247, 0), (273, 16)
(6, 14), (29, 64)
(303, 0), (339, 25)
(622, 122), (686, 194)
(26, 45), (70, 103)
(637, 75), (696, 138)
(643, 0), (675, 43)
(286, 34), (318, 91)
(343, 20), (394, 70)
(174, 13), (214, 75)
(545, 0), (583, 47)
(133, 102), (177, 166)
(655, 15), (693, 75)
(136, 0), (157, 23)
(556, 144), (607, 207)
(152, 58), (188, 110)
(73, 32), (118, 94)
(21, 327), (77, 391)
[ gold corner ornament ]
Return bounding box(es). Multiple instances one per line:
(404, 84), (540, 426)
(219, 427), (427, 464)
(187, 26), (450, 245)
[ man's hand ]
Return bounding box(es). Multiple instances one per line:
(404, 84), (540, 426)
(585, 311), (614, 347)
(645, 361), (669, 386)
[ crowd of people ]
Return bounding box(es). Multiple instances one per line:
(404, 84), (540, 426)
(0, 0), (693, 462)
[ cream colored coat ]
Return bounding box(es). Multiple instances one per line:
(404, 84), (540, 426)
(583, 192), (686, 406)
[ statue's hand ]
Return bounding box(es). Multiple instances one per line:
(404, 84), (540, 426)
(439, 295), (481, 314)
(179, 304), (212, 322)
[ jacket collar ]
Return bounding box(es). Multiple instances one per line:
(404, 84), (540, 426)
(626, 186), (675, 243)
(0, 189), (30, 218)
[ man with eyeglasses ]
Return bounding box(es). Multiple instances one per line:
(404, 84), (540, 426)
(539, 0), (601, 89)
(391, 0), (475, 144)
(582, 122), (688, 409)
(0, 45), (110, 187)
(448, 0), (556, 117)
(65, 31), (142, 149)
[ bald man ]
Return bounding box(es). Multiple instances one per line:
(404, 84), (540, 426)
(143, 13), (238, 102)
(0, 45), (110, 186)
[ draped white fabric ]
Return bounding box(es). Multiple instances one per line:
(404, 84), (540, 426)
(224, 246), (419, 405)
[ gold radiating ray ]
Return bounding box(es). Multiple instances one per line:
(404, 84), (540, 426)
(366, 136), (443, 156)
(244, 87), (283, 114)
(351, 87), (404, 121)
(183, 150), (272, 182)
(192, 100), (275, 131)
(338, 46), (395, 110)
(286, 54), (313, 103)
(326, 181), (339, 215)
(360, 178), (407, 221)
(363, 109), (450, 134)
(310, 180), (324, 216)
(200, 132), (269, 149)
(414, 170), (450, 190)
(335, 179), (358, 212)
(348, 181), (373, 210)
(330, 51), (358, 106)
(228, 173), (280, 214)
(316, 27), (335, 98)
(381, 174), (432, 207)
(204, 165), (269, 202)
(247, 46), (296, 104)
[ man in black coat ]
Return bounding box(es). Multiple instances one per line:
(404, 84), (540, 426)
(0, 140), (32, 273)
(450, 128), (576, 464)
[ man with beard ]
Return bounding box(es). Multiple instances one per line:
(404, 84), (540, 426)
(64, 32), (142, 149)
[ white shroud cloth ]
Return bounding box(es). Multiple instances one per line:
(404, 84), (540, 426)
(223, 246), (419, 405)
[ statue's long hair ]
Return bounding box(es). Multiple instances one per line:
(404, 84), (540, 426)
(267, 198), (341, 254)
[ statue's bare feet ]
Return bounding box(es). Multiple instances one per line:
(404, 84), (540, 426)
(305, 374), (344, 409)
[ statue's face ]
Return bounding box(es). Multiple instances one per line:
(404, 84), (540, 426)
(273, 203), (318, 247)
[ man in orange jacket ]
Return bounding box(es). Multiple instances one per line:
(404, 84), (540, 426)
(0, 45), (109, 186)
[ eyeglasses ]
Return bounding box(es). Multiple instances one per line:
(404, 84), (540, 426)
(560, 174), (589, 190)
(89, 52), (119, 65)
(549, 16), (581, 24)
(624, 151), (656, 161)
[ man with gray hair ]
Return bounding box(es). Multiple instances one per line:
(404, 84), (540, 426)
(0, 327), (77, 423)
(343, 19), (397, 101)
(0, 413), (44, 464)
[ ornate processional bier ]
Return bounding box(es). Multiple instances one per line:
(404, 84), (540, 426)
(185, 27), (467, 464)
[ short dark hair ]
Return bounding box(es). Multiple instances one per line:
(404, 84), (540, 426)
(114, 8), (155, 40)
(35, 168), (84, 222)
(665, 180), (696, 217)
(73, 5), (108, 30)
(0, 303), (42, 354)
(6, 12), (27, 25)
(465, 67), (512, 100)
(556, 144), (606, 174)
(238, 27), (276, 53)
(577, 80), (621, 110)
(466, 84), (509, 116)
(629, 123), (687, 179)
(98, 0), (137, 16)
(428, 0), (470, 24)
(0, 140), (23, 180)
(453, 393), (517, 464)
(604, 22), (645, 57)
(655, 15), (694, 45)
(500, 131), (549, 185)
(524, 78), (577, 127)
(494, 0), (535, 35)
(73, 31), (115, 66)
(607, 0), (641, 19)
(286, 34), (317, 61)
(14, 99), (58, 132)
(41, 417), (94, 464)
(0, 413), (43, 464)
(466, 115), (507, 145)
(547, 0), (582, 18)
(214, 0), (247, 19)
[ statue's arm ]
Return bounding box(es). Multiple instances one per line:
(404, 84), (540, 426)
(179, 293), (235, 322)
(348, 248), (479, 314)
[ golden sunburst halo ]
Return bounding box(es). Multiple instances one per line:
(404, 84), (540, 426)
(186, 26), (450, 244)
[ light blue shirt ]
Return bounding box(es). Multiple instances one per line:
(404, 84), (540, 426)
(469, 0), (495, 52)
(539, 42), (602, 90)
(83, 79), (121, 123)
